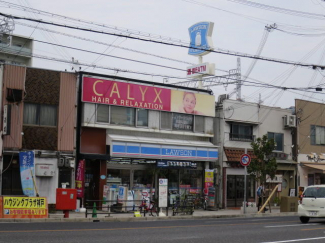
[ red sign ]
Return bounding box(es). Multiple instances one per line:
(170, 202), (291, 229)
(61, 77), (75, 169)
(82, 77), (171, 111)
(75, 159), (85, 198)
(240, 154), (251, 167)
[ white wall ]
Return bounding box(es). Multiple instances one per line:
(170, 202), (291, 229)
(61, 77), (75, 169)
(35, 158), (58, 204)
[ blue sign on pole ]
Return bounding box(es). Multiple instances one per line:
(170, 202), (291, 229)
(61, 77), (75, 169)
(19, 151), (35, 197)
(188, 22), (214, 56)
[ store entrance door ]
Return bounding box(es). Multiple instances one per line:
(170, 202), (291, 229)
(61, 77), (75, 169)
(227, 175), (244, 208)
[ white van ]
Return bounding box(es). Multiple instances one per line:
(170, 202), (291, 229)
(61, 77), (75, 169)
(298, 185), (325, 223)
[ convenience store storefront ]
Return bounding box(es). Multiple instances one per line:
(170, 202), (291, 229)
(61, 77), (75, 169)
(105, 135), (218, 202)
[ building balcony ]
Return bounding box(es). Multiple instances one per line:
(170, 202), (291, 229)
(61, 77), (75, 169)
(229, 133), (255, 142)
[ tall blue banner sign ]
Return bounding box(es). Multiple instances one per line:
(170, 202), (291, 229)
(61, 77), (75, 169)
(188, 21), (214, 56)
(19, 151), (35, 197)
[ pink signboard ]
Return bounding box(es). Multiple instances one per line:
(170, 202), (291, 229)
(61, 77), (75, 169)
(82, 77), (171, 111)
(75, 159), (85, 198)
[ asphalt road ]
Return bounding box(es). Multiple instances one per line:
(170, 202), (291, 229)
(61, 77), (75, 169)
(1, 216), (325, 243)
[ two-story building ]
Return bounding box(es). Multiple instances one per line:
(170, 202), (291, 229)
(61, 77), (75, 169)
(0, 64), (77, 206)
(77, 72), (219, 206)
(215, 96), (296, 208)
(295, 99), (325, 193)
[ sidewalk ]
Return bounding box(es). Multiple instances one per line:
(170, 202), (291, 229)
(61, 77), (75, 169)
(0, 207), (298, 223)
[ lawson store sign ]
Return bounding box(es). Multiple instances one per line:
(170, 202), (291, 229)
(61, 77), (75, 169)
(111, 142), (218, 161)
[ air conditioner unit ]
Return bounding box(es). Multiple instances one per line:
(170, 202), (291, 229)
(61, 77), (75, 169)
(283, 115), (296, 128)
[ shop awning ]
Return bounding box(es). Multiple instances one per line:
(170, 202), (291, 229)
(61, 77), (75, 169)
(107, 134), (218, 161)
(301, 162), (325, 173)
(224, 148), (256, 162)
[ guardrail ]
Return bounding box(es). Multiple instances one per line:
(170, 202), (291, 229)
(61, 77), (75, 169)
(85, 199), (143, 218)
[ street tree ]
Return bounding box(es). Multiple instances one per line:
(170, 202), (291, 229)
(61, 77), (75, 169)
(248, 134), (277, 209)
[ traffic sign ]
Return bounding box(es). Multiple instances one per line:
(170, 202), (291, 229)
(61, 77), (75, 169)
(240, 154), (251, 166)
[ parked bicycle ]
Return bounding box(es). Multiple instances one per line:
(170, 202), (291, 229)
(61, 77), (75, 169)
(139, 198), (158, 217)
(172, 199), (194, 216)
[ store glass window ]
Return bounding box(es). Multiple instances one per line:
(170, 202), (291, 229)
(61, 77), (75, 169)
(180, 169), (202, 198)
(161, 111), (172, 130)
(268, 132), (284, 151)
(195, 115), (205, 133)
(107, 169), (130, 188)
(97, 104), (109, 123)
(133, 170), (151, 189)
(172, 113), (193, 131)
(137, 109), (148, 127)
(110, 106), (135, 126)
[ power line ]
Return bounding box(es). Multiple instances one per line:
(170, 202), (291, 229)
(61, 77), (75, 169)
(2, 12), (325, 70)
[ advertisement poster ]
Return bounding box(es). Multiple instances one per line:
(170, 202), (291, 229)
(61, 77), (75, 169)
(170, 90), (215, 117)
(19, 151), (35, 197)
(82, 77), (215, 117)
(2, 197), (48, 218)
(204, 169), (214, 195)
(158, 179), (168, 208)
(75, 159), (85, 198)
(102, 185), (109, 211)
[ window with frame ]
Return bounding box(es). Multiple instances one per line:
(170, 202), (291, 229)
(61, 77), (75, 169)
(267, 132), (284, 151)
(137, 109), (148, 127)
(23, 103), (57, 126)
(96, 104), (109, 123)
(161, 111), (172, 130)
(194, 115), (205, 133)
(110, 106), (135, 126)
(230, 123), (253, 141)
(311, 125), (325, 145)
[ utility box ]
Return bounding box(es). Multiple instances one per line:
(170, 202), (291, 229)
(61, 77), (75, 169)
(280, 196), (299, 212)
(56, 188), (77, 210)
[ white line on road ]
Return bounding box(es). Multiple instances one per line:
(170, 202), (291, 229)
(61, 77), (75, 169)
(265, 224), (320, 228)
(262, 236), (325, 243)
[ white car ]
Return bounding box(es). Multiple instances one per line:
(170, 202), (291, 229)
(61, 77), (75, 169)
(298, 185), (325, 223)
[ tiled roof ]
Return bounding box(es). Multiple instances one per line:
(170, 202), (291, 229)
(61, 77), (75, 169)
(224, 148), (256, 162)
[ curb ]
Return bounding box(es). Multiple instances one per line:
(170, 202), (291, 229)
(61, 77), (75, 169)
(0, 212), (298, 223)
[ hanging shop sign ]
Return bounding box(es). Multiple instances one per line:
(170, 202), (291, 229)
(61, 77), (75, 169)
(188, 22), (214, 56)
(186, 63), (215, 78)
(19, 151), (35, 197)
(1, 196), (48, 218)
(111, 142), (218, 161)
(82, 76), (216, 117)
(157, 160), (197, 169)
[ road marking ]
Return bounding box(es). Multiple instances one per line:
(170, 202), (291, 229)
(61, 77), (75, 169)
(0, 220), (298, 233)
(265, 224), (320, 228)
(262, 236), (325, 242)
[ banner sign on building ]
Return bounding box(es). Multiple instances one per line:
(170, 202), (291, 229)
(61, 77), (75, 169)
(19, 151), (35, 197)
(82, 77), (215, 117)
(111, 142), (218, 161)
(75, 159), (85, 198)
(188, 22), (214, 56)
(1, 196), (48, 218)
(157, 160), (197, 169)
(186, 63), (215, 78)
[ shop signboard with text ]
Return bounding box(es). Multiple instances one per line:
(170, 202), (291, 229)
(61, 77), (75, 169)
(82, 76), (215, 117)
(1, 197), (48, 218)
(75, 159), (85, 198)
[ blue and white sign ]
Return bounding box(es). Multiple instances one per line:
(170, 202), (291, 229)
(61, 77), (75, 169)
(188, 21), (214, 56)
(19, 151), (35, 197)
(111, 142), (218, 161)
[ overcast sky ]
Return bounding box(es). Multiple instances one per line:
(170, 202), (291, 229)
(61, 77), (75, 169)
(2, 0), (325, 108)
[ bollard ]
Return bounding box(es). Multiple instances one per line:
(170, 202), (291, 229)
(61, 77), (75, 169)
(92, 202), (97, 218)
